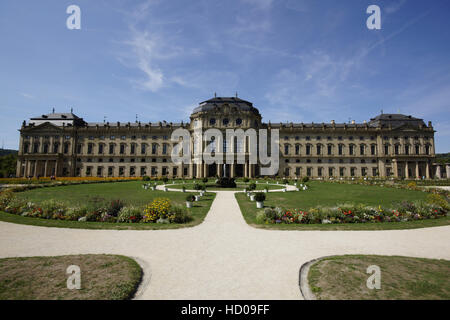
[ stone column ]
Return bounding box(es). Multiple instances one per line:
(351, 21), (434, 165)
(189, 162), (194, 178)
(377, 159), (385, 177)
(446, 164), (450, 179)
(426, 162), (430, 179)
(55, 161), (59, 177)
(436, 165), (441, 179)
(415, 161), (419, 179)
(393, 160), (398, 178)
(405, 162), (409, 179)
(33, 161), (37, 177)
(44, 160), (48, 177)
(231, 163), (235, 178)
(244, 162), (248, 178)
(179, 164), (183, 178)
(203, 163), (208, 178)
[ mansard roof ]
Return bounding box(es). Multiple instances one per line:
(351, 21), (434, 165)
(30, 112), (82, 120)
(192, 96), (260, 115)
(368, 114), (426, 129)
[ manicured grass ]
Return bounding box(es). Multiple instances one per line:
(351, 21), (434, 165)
(1, 181), (215, 229)
(307, 255), (450, 300)
(0, 254), (142, 300)
(168, 182), (284, 191)
(235, 181), (450, 230)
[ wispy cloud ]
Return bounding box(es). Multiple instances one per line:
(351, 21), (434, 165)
(384, 0), (407, 14)
(20, 93), (35, 99)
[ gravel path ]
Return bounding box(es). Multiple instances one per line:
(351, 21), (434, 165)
(0, 189), (449, 299)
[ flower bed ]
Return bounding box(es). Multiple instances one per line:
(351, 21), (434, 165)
(0, 191), (192, 224)
(255, 194), (449, 225)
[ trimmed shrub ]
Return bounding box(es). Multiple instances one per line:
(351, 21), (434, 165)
(186, 194), (195, 202)
(243, 177), (250, 183)
(202, 178), (208, 183)
(216, 177), (236, 188)
(254, 193), (266, 202)
(142, 176), (151, 181)
(301, 177), (309, 183)
(248, 183), (256, 191)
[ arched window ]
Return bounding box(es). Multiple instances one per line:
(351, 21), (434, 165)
(306, 144), (312, 155)
(316, 144), (322, 155)
(327, 144), (333, 155)
(284, 144), (290, 155)
(349, 144), (355, 156)
(295, 144), (300, 155)
(360, 144), (365, 156)
(54, 143), (60, 154)
(152, 143), (158, 155)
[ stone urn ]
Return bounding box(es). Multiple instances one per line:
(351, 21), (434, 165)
(195, 195), (200, 201)
(186, 201), (193, 208)
(250, 194), (256, 201)
(256, 201), (264, 209)
(164, 187), (168, 192)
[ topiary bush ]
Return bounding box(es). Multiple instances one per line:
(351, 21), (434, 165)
(248, 183), (256, 191)
(254, 193), (266, 202)
(216, 177), (236, 188)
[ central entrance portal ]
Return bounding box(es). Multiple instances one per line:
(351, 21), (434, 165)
(235, 164), (244, 177)
(208, 164), (217, 177)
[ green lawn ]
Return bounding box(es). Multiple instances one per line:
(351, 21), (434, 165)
(0, 254), (142, 300)
(167, 182), (284, 191)
(0, 181), (215, 230)
(236, 181), (450, 230)
(307, 255), (450, 300)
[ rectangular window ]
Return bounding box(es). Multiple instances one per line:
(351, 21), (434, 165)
(327, 145), (332, 155)
(306, 145), (311, 155)
(371, 145), (376, 155)
(98, 144), (104, 154)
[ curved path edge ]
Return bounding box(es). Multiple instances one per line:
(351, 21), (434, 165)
(131, 256), (152, 300)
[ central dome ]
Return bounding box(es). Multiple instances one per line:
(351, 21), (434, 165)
(192, 97), (260, 115)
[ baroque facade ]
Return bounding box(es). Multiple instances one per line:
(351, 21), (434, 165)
(16, 96), (447, 179)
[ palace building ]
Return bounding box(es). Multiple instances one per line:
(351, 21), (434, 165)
(16, 96), (448, 179)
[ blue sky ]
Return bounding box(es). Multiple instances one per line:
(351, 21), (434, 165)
(0, 0), (449, 152)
